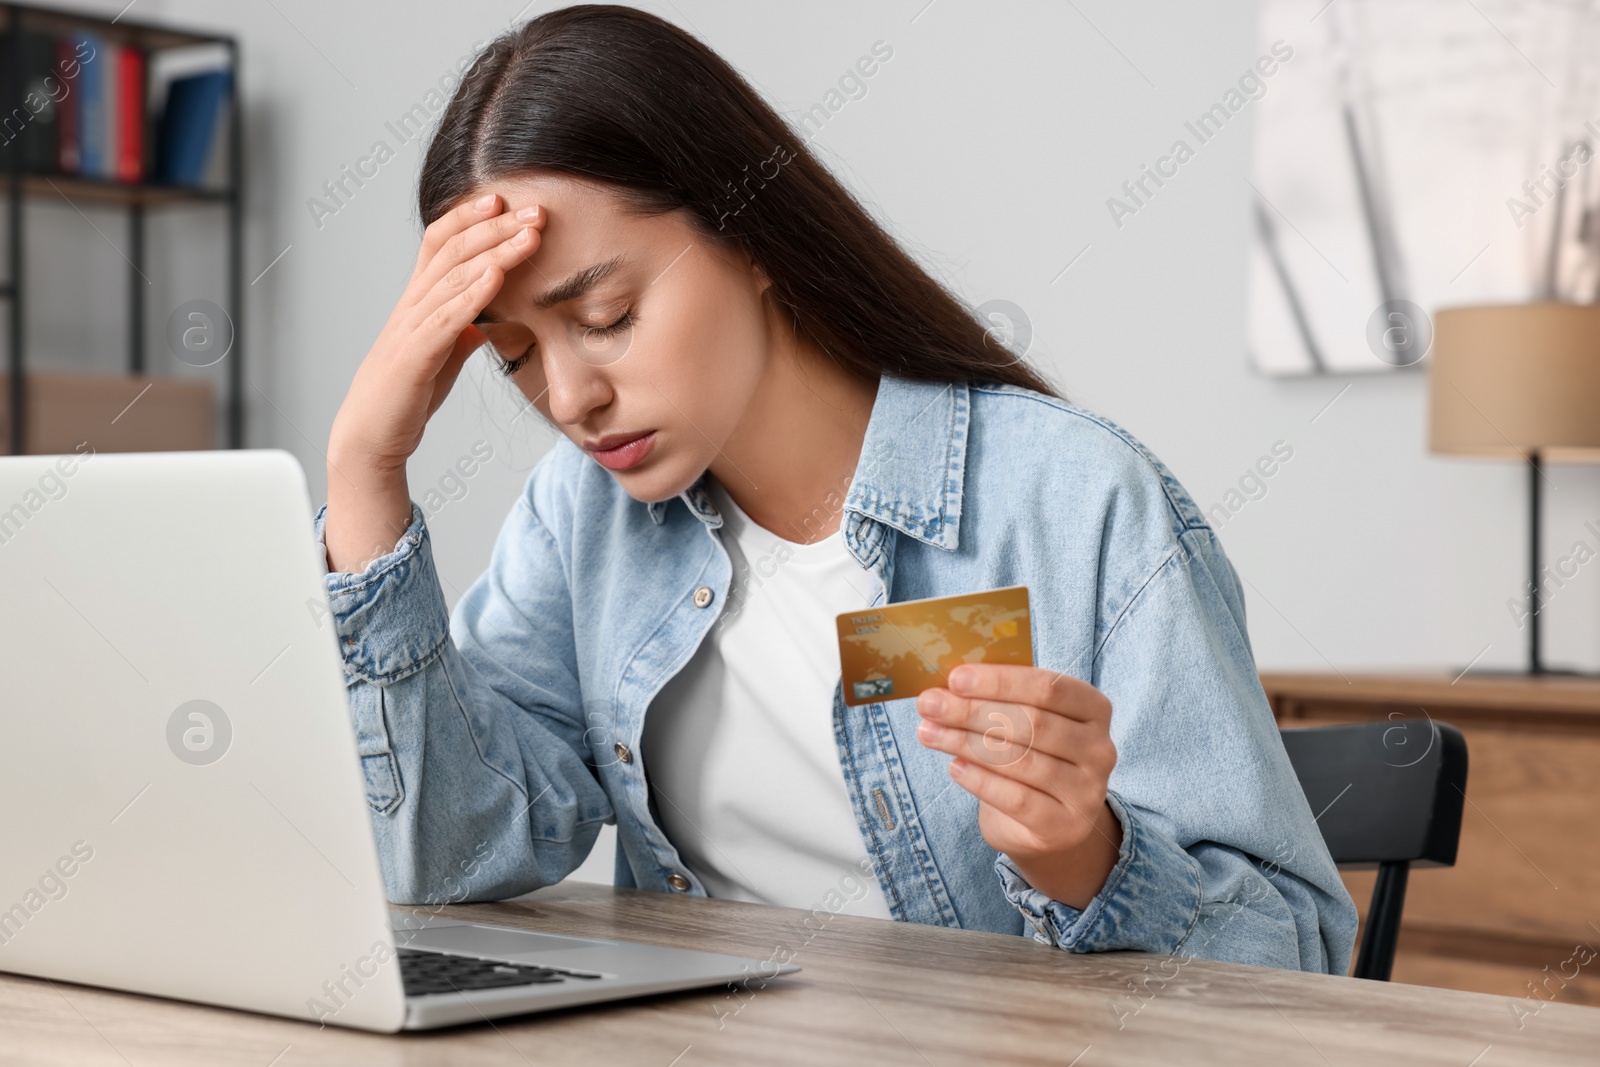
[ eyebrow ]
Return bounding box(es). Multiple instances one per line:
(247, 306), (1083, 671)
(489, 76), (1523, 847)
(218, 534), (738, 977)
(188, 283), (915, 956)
(473, 255), (626, 325)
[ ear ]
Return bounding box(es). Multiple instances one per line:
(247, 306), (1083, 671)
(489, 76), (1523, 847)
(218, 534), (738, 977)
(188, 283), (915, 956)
(753, 262), (773, 295)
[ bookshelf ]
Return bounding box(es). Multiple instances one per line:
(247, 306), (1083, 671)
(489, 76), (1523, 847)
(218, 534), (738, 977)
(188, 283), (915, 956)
(0, 1), (242, 455)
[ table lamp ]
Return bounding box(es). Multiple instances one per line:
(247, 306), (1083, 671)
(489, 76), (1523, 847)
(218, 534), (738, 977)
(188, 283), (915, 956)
(1429, 303), (1600, 674)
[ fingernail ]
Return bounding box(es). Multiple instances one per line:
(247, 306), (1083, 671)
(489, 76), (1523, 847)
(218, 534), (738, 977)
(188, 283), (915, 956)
(512, 227), (532, 245)
(949, 758), (967, 779)
(917, 720), (942, 744)
(949, 668), (972, 694)
(516, 205), (539, 222)
(920, 690), (945, 717)
(476, 193), (496, 212)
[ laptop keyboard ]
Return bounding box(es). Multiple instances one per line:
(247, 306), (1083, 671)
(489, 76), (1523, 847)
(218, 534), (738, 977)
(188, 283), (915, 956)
(398, 947), (604, 997)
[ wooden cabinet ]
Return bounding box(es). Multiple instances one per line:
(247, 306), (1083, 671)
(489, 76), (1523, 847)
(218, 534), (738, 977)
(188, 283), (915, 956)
(0, 372), (212, 453)
(1263, 673), (1600, 1007)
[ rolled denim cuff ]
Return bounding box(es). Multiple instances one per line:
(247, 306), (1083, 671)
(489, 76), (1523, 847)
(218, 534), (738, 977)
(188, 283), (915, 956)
(312, 502), (449, 684)
(995, 790), (1202, 953)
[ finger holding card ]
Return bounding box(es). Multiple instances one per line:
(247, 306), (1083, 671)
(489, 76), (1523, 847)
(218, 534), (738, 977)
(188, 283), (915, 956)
(915, 661), (1123, 910)
(835, 586), (1123, 908)
(920, 665), (1111, 767)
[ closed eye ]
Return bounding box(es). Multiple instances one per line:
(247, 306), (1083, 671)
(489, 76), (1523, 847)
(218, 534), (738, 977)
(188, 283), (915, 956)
(483, 325), (534, 377)
(492, 308), (634, 377)
(584, 308), (635, 342)
(497, 351), (531, 377)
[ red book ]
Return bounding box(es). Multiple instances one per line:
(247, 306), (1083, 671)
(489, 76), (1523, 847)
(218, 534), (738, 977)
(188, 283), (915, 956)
(115, 46), (145, 183)
(57, 37), (81, 174)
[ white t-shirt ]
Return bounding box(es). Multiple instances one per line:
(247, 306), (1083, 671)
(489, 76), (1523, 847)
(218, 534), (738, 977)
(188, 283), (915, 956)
(639, 477), (894, 919)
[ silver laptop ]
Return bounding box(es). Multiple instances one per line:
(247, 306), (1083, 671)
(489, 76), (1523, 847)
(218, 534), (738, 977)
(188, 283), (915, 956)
(0, 448), (795, 1031)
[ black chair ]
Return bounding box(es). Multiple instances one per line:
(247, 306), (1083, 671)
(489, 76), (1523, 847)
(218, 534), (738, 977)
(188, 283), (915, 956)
(1279, 720), (1468, 981)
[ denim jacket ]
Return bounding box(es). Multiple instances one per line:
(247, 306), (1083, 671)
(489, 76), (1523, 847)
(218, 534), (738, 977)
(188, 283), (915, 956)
(313, 376), (1357, 973)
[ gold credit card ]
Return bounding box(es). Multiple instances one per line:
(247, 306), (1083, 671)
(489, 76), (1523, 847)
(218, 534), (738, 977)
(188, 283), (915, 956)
(836, 586), (1032, 706)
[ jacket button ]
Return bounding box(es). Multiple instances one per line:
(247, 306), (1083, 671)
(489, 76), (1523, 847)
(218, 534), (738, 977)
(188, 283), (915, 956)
(666, 873), (691, 892)
(613, 741), (633, 764)
(692, 585), (714, 608)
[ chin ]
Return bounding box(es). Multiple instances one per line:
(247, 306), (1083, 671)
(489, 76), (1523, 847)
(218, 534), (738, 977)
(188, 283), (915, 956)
(606, 457), (705, 505)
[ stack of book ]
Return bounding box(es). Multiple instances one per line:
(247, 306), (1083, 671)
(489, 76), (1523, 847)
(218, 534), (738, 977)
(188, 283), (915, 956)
(6, 29), (232, 188)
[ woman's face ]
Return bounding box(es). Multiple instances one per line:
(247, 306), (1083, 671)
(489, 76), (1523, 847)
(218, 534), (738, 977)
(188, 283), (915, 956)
(469, 173), (774, 503)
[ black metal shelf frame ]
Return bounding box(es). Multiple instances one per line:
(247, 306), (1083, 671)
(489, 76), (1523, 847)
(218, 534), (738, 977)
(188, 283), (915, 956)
(2, 1), (243, 454)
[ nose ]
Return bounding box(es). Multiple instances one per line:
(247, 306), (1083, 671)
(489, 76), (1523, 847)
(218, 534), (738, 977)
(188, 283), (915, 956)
(541, 343), (614, 427)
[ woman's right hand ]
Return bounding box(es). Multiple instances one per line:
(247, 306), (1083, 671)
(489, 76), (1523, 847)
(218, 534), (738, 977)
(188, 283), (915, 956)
(323, 191), (545, 574)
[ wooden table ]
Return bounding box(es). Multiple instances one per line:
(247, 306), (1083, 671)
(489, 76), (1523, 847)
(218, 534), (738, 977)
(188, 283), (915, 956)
(0, 881), (1595, 1065)
(1263, 672), (1600, 1008)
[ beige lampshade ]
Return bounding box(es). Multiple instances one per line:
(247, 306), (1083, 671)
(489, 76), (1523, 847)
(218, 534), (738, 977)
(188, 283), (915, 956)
(1429, 303), (1600, 463)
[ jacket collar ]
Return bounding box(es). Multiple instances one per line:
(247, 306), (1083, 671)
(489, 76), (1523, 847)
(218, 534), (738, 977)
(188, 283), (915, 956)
(842, 376), (969, 551)
(648, 376), (970, 553)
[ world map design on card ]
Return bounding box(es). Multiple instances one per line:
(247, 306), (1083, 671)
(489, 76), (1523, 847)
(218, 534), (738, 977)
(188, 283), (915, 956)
(836, 586), (1033, 707)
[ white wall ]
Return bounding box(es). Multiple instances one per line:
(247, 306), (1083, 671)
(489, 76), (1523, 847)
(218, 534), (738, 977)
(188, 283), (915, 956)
(30, 1), (1600, 881)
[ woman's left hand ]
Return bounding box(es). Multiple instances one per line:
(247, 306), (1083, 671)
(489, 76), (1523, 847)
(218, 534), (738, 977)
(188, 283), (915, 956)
(915, 663), (1123, 910)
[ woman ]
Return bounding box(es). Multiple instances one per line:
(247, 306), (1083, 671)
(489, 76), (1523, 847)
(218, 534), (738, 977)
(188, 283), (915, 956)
(320, 4), (1356, 973)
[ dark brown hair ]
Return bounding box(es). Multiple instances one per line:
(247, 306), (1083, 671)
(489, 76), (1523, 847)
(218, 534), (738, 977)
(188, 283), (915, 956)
(418, 4), (1057, 396)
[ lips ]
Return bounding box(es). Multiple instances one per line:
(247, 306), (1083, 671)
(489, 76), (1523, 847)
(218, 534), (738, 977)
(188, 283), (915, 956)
(583, 430), (657, 471)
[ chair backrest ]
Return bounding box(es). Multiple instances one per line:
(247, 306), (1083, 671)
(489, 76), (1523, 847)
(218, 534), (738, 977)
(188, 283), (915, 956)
(1279, 720), (1468, 868)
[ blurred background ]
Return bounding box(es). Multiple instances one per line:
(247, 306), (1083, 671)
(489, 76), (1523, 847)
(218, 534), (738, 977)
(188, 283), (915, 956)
(11, 0), (1595, 676)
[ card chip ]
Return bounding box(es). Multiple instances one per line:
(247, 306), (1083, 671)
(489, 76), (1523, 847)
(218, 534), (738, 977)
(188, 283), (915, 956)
(853, 678), (894, 700)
